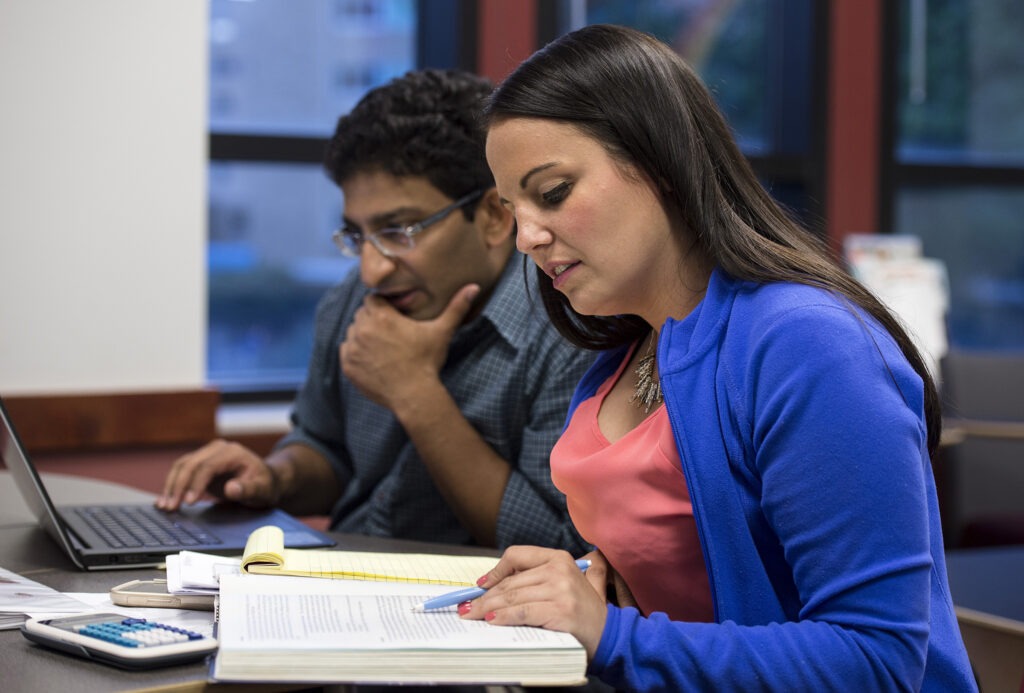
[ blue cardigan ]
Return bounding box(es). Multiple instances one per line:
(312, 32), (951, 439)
(579, 269), (976, 691)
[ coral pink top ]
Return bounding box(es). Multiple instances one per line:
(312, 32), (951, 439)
(551, 344), (714, 622)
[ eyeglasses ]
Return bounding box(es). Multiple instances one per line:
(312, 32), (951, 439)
(332, 189), (484, 258)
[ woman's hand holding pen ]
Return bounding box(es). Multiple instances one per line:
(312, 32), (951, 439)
(458, 546), (610, 659)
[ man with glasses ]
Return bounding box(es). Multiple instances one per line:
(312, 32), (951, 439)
(157, 69), (594, 554)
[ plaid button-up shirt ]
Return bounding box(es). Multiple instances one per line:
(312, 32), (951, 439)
(279, 253), (594, 553)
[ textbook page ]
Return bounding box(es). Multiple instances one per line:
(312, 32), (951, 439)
(213, 574), (586, 685)
(218, 574), (580, 650)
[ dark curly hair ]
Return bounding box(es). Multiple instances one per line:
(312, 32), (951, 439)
(324, 69), (495, 211)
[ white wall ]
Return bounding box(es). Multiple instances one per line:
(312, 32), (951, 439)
(0, 0), (207, 395)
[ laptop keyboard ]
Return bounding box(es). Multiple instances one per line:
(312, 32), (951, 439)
(72, 506), (223, 549)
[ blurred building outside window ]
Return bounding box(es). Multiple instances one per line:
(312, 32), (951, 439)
(889, 0), (1024, 352)
(208, 0), (1024, 400)
(207, 0), (416, 394)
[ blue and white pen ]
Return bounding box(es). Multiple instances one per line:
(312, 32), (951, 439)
(411, 558), (592, 612)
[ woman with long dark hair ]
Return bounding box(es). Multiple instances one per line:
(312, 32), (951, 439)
(461, 24), (976, 691)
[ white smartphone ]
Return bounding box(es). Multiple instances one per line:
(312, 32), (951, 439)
(109, 578), (215, 611)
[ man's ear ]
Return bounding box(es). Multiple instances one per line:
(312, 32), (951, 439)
(476, 187), (516, 248)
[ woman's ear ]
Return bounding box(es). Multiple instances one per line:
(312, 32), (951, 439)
(476, 187), (516, 248)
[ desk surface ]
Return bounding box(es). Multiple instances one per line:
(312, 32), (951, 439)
(5, 473), (1023, 692)
(0, 471), (497, 692)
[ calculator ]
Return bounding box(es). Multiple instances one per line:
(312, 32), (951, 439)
(21, 612), (218, 670)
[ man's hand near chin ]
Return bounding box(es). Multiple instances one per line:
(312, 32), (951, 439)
(340, 283), (480, 409)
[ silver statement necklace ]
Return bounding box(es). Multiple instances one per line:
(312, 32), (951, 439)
(629, 332), (663, 414)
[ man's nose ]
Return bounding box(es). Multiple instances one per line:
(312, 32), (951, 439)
(358, 241), (397, 287)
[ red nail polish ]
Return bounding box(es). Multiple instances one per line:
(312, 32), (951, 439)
(484, 611), (496, 622)
(476, 575), (488, 586)
(457, 601), (471, 615)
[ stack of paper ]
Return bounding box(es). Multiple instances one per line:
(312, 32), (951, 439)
(0, 566), (92, 630)
(164, 525), (501, 594)
(166, 550), (241, 596)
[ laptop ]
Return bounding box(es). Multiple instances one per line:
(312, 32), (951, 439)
(0, 396), (335, 570)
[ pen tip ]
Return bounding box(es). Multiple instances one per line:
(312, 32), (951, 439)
(410, 604), (423, 613)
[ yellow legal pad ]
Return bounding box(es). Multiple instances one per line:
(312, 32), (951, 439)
(240, 525), (499, 586)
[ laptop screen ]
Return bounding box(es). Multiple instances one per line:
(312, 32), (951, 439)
(0, 397), (85, 564)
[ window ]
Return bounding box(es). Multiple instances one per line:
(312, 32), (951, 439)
(207, 0), (469, 396)
(206, 0), (826, 395)
(544, 0), (824, 227)
(207, 161), (345, 389)
(884, 0), (1024, 351)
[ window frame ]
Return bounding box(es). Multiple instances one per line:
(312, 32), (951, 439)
(878, 1), (1024, 235)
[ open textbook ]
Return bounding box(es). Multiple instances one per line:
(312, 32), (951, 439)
(212, 574), (587, 686)
(241, 525), (499, 585)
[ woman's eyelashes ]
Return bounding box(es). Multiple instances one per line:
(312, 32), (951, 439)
(541, 180), (572, 206)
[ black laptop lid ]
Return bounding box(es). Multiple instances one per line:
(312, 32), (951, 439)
(1, 397), (88, 567)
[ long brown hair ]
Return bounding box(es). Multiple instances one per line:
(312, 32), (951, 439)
(484, 24), (941, 457)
